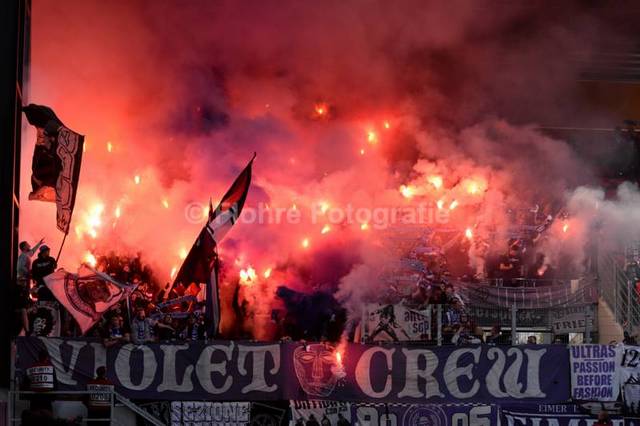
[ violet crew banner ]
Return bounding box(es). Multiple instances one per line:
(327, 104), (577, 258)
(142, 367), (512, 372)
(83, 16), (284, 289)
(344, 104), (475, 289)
(15, 337), (570, 403)
(501, 404), (625, 426)
(570, 344), (621, 401)
(352, 403), (497, 426)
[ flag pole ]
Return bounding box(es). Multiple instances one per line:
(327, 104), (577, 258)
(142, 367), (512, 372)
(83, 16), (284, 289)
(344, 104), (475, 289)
(55, 231), (69, 263)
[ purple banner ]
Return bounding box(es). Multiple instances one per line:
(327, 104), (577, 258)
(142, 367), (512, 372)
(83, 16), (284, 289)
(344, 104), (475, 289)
(16, 337), (570, 403)
(501, 404), (624, 425)
(353, 403), (497, 426)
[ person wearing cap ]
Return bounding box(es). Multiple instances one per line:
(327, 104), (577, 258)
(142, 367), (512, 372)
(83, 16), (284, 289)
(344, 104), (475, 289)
(31, 245), (57, 302)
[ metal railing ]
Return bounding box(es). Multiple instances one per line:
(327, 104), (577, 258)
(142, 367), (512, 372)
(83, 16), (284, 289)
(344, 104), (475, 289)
(598, 252), (640, 329)
(361, 303), (596, 346)
(7, 390), (164, 426)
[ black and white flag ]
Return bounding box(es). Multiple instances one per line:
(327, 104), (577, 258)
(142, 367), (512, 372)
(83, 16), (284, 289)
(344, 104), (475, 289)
(23, 104), (84, 233)
(173, 154), (254, 336)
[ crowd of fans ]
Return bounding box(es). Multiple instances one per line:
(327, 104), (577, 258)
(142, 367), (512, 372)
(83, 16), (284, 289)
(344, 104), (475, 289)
(11, 200), (580, 347)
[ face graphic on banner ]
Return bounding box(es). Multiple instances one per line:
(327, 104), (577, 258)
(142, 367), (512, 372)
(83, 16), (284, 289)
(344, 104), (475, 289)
(403, 405), (447, 426)
(293, 344), (345, 397)
(65, 276), (119, 320)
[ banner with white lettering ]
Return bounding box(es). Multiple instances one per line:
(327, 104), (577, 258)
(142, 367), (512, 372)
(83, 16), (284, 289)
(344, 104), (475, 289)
(364, 304), (431, 342)
(170, 402), (250, 425)
(15, 337), (570, 403)
(620, 346), (640, 417)
(501, 404), (624, 426)
(570, 344), (621, 401)
(290, 400), (351, 426)
(353, 403), (497, 426)
(550, 305), (597, 334)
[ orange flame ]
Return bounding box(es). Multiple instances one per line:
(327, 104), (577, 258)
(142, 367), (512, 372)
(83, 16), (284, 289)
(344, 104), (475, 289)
(240, 266), (257, 285)
(106, 141), (113, 153)
(562, 222), (569, 233)
(449, 200), (459, 210)
(162, 199), (169, 209)
(436, 199), (444, 210)
(314, 103), (328, 117)
(84, 252), (97, 267)
(321, 224), (331, 234)
(134, 175), (141, 185)
(367, 130), (377, 144)
(360, 222), (369, 231)
(465, 228), (473, 239)
(428, 175), (443, 189)
(301, 238), (310, 248)
(400, 185), (414, 199)
(263, 268), (272, 279)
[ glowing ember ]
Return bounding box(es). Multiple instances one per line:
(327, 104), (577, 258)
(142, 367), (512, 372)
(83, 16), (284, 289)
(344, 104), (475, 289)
(336, 351), (343, 365)
(179, 247), (188, 260)
(467, 181), (479, 194)
(321, 224), (331, 234)
(360, 148), (365, 155)
(465, 228), (473, 239)
(427, 175), (443, 189)
(239, 266), (257, 285)
(384, 121), (390, 129)
(367, 130), (377, 144)
(134, 175), (141, 185)
(563, 222), (569, 233)
(76, 202), (105, 239)
(84, 252), (97, 267)
(106, 141), (113, 153)
(314, 102), (328, 117)
(301, 238), (310, 248)
(436, 199), (444, 210)
(263, 268), (272, 279)
(84, 251), (98, 268)
(449, 200), (459, 210)
(319, 201), (330, 214)
(360, 222), (369, 231)
(162, 198), (169, 209)
(292, 203), (297, 210)
(400, 185), (414, 198)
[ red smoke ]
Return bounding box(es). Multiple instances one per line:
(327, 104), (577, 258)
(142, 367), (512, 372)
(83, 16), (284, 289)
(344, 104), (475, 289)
(20, 1), (636, 337)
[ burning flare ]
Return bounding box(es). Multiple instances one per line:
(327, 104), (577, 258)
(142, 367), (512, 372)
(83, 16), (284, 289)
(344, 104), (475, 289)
(321, 224), (331, 234)
(239, 266), (257, 286)
(400, 185), (414, 199)
(84, 252), (97, 267)
(465, 228), (473, 239)
(428, 175), (443, 190)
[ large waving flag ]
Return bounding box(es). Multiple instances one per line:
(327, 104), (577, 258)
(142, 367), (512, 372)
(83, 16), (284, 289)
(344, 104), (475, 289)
(44, 266), (137, 334)
(173, 154), (255, 337)
(23, 104), (84, 234)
